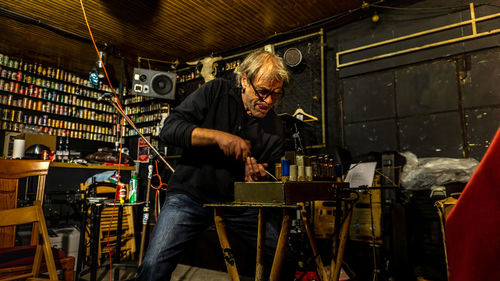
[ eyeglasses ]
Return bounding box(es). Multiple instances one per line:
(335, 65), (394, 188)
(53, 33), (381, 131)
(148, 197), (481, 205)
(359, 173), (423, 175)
(249, 79), (283, 102)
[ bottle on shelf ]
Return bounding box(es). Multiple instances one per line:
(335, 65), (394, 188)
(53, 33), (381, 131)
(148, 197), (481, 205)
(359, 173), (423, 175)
(62, 136), (70, 162)
(56, 137), (63, 162)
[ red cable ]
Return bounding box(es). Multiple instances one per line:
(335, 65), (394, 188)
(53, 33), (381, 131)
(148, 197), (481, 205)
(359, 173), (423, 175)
(151, 160), (168, 222)
(78, 1), (130, 278)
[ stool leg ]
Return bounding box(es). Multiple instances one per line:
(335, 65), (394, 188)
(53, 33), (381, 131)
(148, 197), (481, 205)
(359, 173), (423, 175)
(269, 209), (291, 281)
(76, 203), (89, 279)
(90, 204), (102, 281)
(331, 205), (352, 281)
(300, 205), (328, 281)
(214, 208), (240, 281)
(114, 205), (124, 281)
(255, 208), (265, 281)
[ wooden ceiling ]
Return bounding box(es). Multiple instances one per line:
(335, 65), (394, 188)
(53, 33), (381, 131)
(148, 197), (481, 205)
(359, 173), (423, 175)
(0, 0), (381, 81)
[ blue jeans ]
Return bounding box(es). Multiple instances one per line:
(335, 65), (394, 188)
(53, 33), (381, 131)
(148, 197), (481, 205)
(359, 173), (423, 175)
(136, 193), (295, 281)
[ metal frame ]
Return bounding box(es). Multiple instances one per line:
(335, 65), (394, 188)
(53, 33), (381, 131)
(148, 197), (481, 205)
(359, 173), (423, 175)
(336, 3), (500, 69)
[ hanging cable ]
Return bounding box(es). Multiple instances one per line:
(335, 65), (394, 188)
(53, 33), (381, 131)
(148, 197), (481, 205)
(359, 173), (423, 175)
(78, 0), (174, 173)
(151, 160), (168, 222)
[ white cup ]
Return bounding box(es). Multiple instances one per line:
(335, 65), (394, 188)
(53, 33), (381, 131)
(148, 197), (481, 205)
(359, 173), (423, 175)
(13, 139), (26, 159)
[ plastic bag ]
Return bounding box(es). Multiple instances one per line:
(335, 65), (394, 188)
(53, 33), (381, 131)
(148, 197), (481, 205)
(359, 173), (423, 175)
(86, 147), (134, 165)
(400, 151), (479, 190)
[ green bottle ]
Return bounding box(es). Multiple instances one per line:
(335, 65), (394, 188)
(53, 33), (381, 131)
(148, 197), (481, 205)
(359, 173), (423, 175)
(129, 173), (137, 203)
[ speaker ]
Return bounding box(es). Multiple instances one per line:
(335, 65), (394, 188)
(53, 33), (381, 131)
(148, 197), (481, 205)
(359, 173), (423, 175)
(132, 68), (176, 100)
(283, 48), (302, 67)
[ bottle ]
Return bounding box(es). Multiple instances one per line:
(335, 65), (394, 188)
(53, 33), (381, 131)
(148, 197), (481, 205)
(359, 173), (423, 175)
(62, 136), (70, 162)
(129, 173), (137, 203)
(56, 137), (63, 162)
(118, 182), (127, 204)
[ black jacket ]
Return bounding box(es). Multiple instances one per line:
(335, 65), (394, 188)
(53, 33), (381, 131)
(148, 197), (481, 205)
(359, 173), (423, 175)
(160, 78), (284, 203)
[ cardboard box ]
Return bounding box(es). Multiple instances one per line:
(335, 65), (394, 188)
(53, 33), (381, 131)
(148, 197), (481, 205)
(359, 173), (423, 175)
(49, 226), (80, 270)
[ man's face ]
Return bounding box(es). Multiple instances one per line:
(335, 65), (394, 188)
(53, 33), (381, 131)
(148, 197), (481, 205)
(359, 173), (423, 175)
(241, 74), (283, 118)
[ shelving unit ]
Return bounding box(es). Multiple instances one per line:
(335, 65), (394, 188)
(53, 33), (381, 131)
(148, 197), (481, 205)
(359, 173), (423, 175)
(123, 95), (161, 137)
(0, 53), (118, 142)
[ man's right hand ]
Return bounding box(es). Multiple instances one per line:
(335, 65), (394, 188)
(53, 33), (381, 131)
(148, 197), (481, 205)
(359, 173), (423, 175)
(191, 128), (251, 160)
(215, 131), (251, 160)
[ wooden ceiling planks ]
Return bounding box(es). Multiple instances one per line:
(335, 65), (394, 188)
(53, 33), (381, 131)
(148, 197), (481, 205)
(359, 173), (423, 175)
(1, 0), (377, 79)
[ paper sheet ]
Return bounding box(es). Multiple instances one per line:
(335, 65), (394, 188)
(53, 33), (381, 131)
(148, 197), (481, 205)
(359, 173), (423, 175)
(345, 162), (377, 188)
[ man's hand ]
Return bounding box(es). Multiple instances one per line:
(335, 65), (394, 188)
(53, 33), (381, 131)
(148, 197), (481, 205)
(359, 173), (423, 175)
(245, 157), (269, 182)
(215, 132), (251, 160)
(191, 128), (251, 160)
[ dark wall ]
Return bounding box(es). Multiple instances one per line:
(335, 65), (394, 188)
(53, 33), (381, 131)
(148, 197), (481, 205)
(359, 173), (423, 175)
(325, 0), (500, 160)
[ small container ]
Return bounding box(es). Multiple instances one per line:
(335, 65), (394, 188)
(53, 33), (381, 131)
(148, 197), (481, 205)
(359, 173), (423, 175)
(289, 164), (297, 181)
(297, 166), (305, 181)
(281, 159), (290, 182)
(334, 163), (343, 182)
(115, 182), (127, 203)
(305, 166), (313, 181)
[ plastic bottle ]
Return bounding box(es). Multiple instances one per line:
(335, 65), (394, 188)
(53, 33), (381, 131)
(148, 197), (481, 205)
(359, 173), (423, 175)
(129, 173), (137, 203)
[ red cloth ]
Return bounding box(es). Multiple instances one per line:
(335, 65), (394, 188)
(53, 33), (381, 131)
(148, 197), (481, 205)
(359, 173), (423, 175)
(446, 127), (500, 281)
(0, 245), (66, 268)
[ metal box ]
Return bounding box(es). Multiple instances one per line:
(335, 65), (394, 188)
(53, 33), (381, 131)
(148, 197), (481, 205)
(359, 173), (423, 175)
(234, 181), (349, 204)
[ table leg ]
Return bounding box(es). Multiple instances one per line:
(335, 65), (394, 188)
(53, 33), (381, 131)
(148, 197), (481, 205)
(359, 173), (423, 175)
(269, 209), (291, 281)
(214, 208), (240, 281)
(300, 205), (328, 281)
(255, 208), (264, 281)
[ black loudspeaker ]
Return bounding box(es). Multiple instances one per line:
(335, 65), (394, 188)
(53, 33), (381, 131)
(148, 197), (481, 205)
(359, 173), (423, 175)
(132, 68), (176, 100)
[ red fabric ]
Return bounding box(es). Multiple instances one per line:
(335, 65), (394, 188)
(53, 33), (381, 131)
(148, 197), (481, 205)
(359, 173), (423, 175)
(0, 245), (66, 268)
(446, 127), (500, 281)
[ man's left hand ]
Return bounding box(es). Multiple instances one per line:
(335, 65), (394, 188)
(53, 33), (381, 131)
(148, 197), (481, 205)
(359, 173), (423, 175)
(245, 157), (268, 182)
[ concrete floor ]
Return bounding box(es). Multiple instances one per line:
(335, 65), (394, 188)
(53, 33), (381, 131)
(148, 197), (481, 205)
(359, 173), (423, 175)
(78, 263), (253, 281)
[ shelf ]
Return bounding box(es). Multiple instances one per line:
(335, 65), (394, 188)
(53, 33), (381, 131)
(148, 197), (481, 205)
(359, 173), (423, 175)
(50, 161), (135, 171)
(0, 122), (116, 142)
(0, 95), (116, 125)
(0, 77), (113, 111)
(123, 95), (157, 105)
(0, 113), (116, 136)
(0, 60), (112, 93)
(0, 53), (120, 143)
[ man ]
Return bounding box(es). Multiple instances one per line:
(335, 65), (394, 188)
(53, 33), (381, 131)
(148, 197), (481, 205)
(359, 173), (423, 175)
(136, 50), (294, 281)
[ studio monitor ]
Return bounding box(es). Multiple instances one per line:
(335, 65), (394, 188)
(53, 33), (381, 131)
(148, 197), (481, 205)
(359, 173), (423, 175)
(132, 68), (176, 100)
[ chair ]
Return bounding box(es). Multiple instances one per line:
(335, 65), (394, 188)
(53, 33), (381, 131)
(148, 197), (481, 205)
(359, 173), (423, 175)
(76, 182), (136, 281)
(0, 201), (58, 281)
(80, 182), (136, 263)
(0, 159), (75, 281)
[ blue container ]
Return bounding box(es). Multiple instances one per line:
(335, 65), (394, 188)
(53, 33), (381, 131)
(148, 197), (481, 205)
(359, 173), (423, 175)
(281, 159), (290, 177)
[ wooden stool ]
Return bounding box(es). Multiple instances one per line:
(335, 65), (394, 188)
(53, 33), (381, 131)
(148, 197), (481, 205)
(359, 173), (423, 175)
(206, 200), (354, 281)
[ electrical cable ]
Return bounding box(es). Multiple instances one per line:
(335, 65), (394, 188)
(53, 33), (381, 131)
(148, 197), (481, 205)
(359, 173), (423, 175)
(0, 6), (92, 43)
(151, 160), (168, 222)
(78, 0), (175, 173)
(78, 1), (153, 278)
